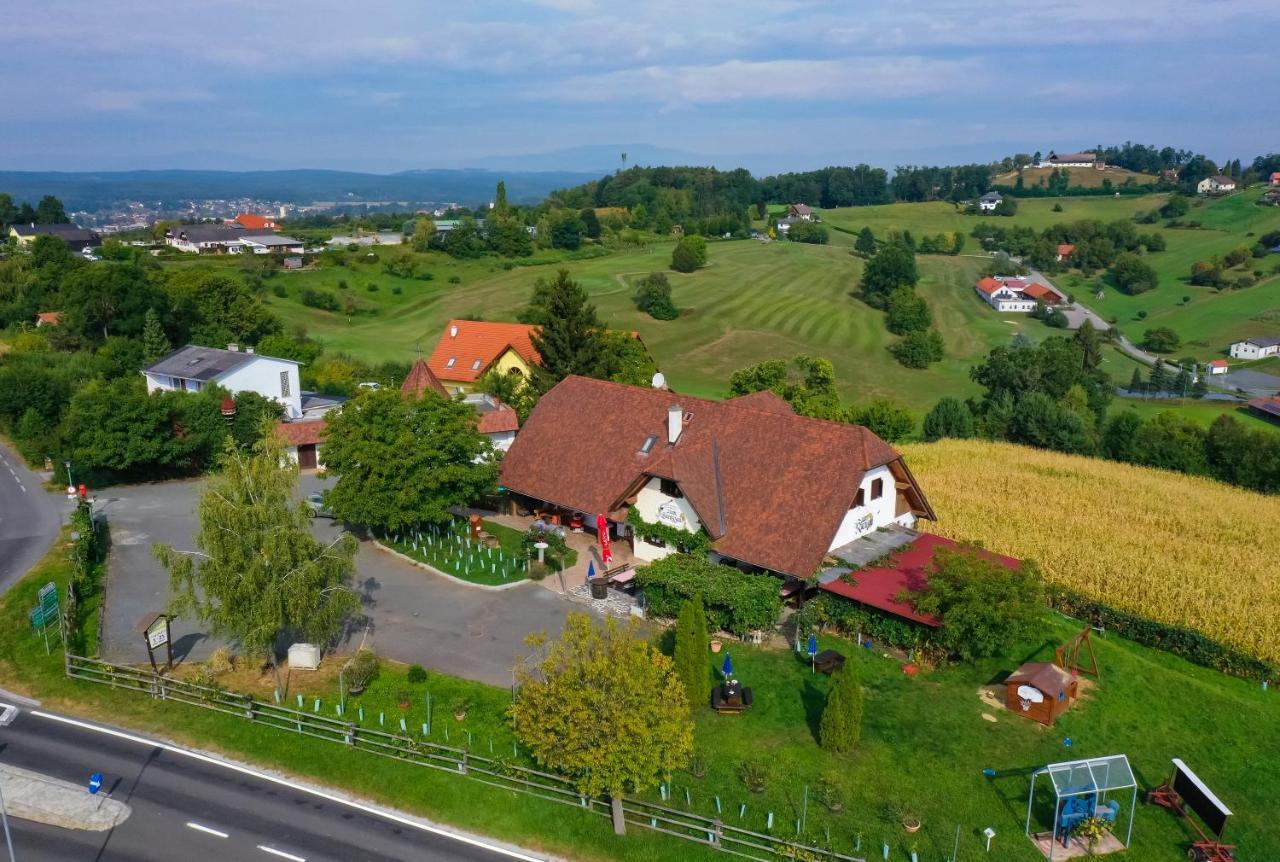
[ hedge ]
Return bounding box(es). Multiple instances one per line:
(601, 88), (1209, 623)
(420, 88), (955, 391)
(1047, 586), (1276, 681)
(794, 593), (930, 651)
(636, 554), (781, 635)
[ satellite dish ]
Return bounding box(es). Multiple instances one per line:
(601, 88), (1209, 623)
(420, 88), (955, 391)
(651, 372), (666, 390)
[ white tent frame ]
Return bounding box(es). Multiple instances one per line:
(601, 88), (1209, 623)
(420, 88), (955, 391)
(1025, 754), (1137, 860)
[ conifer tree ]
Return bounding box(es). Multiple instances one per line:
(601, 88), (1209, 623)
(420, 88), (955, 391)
(819, 662), (864, 754)
(141, 307), (170, 363)
(673, 596), (709, 708)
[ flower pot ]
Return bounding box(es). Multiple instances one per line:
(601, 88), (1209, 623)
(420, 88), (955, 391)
(903, 817), (921, 834)
(825, 802), (843, 813)
(710, 640), (723, 653)
(348, 684), (365, 697)
(454, 709), (467, 721)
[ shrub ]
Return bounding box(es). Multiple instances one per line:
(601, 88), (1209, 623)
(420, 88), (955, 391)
(271, 284), (286, 297)
(671, 239), (702, 273)
(391, 285), (402, 295)
(344, 648), (380, 691)
(905, 547), (1045, 660)
(448, 274), (461, 284)
(634, 272), (678, 320)
(673, 596), (709, 708)
(337, 279), (349, 290)
(885, 287), (931, 334)
(300, 288), (341, 312)
(1141, 327), (1181, 353)
(637, 554), (781, 635)
(407, 664), (428, 683)
(819, 663), (864, 754)
(890, 329), (944, 368)
(786, 222), (829, 244)
(208, 647), (234, 675)
(366, 283), (379, 292)
(1110, 252), (1158, 295)
(739, 760), (770, 793)
(923, 397), (975, 441)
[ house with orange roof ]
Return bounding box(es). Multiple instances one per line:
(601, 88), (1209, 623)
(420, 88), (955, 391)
(402, 357), (520, 451)
(1056, 243), (1075, 262)
(426, 320), (542, 393)
(35, 311), (61, 327)
(975, 276), (1064, 313)
(277, 419), (326, 469)
(233, 213), (278, 230)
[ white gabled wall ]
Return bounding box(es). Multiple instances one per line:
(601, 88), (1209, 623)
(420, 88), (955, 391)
(487, 430), (516, 452)
(631, 477), (703, 563)
(826, 464), (916, 551)
(216, 356), (303, 419)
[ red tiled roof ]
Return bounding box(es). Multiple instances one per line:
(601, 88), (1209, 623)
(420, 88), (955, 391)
(975, 277), (1004, 296)
(499, 376), (934, 579)
(426, 320), (541, 383)
(1247, 395), (1280, 420)
(1057, 244), (1075, 257)
(36, 311), (61, 325)
(1022, 283), (1065, 303)
(1209, 359), (1229, 368)
(401, 358), (449, 398)
(234, 213), (276, 230)
(478, 404), (520, 434)
(726, 390), (794, 414)
(276, 419), (325, 447)
(818, 534), (1021, 627)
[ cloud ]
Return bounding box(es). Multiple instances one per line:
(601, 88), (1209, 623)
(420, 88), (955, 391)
(544, 57), (979, 105)
(327, 88), (406, 107)
(82, 88), (215, 113)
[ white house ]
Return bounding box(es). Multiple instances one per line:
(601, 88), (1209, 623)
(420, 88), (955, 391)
(1207, 359), (1229, 375)
(278, 419), (326, 469)
(1229, 336), (1280, 360)
(978, 191), (1003, 212)
(974, 276), (1065, 313)
(239, 235), (305, 254)
(143, 344), (304, 419)
(498, 376), (935, 580)
(165, 224), (277, 254)
(1197, 175), (1237, 195)
(787, 203), (814, 221)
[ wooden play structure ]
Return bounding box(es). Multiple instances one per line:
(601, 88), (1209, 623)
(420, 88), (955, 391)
(1147, 759), (1236, 861)
(1055, 625), (1101, 680)
(1006, 662), (1079, 727)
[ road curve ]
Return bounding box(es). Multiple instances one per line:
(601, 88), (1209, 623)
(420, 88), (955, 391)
(0, 441), (61, 595)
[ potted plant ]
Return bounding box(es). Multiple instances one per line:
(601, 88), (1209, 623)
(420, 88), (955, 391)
(1074, 816), (1108, 855)
(343, 648), (379, 696)
(452, 698), (470, 721)
(710, 638), (723, 653)
(902, 813), (922, 834)
(687, 751), (707, 780)
(396, 689), (411, 710)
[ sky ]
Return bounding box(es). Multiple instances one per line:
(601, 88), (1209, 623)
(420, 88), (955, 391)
(2, 0), (1276, 174)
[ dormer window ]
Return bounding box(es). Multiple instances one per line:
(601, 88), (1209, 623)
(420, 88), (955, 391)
(639, 435), (657, 455)
(445, 357), (456, 368)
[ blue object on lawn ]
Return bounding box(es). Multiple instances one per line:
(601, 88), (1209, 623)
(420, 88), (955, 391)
(807, 634), (817, 657)
(1063, 737), (1073, 747)
(88, 772), (103, 795)
(982, 768), (997, 777)
(586, 560), (596, 580)
(722, 654), (733, 678)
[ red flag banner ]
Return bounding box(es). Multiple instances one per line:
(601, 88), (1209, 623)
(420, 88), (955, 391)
(597, 515), (613, 567)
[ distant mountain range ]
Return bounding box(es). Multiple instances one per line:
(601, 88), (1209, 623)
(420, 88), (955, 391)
(0, 168), (601, 212)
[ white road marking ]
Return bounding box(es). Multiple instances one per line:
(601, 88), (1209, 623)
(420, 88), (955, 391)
(257, 847), (305, 862)
(29, 710), (548, 861)
(17, 485), (24, 493)
(186, 822), (229, 838)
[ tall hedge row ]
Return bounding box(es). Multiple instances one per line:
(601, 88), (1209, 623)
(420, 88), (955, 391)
(636, 554), (781, 635)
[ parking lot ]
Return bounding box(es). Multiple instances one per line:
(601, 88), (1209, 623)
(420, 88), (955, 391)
(95, 475), (577, 687)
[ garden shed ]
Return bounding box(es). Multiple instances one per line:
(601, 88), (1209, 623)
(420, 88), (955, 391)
(1005, 662), (1077, 727)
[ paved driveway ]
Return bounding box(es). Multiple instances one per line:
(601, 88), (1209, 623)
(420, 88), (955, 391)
(97, 475), (576, 687)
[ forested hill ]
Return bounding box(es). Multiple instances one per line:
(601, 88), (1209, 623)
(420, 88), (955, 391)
(0, 169), (598, 211)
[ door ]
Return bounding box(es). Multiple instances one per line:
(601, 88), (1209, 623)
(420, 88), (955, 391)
(297, 444), (318, 469)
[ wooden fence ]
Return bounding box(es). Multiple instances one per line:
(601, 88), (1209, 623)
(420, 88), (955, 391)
(65, 653), (864, 862)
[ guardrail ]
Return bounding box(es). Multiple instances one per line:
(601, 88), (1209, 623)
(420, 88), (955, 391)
(64, 653), (863, 862)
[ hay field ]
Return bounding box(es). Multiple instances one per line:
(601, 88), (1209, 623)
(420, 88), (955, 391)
(901, 439), (1278, 663)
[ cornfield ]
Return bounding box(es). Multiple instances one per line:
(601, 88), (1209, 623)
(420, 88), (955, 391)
(901, 439), (1279, 664)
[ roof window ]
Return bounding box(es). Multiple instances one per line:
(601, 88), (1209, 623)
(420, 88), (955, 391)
(639, 435), (657, 455)
(471, 358), (483, 370)
(445, 357), (456, 368)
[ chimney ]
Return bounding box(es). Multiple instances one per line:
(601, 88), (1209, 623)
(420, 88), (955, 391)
(449, 325), (458, 338)
(227, 343), (239, 352)
(667, 405), (683, 445)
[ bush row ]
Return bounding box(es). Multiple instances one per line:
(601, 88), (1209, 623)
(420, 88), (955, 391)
(1047, 586), (1276, 680)
(793, 592), (930, 651)
(636, 554), (781, 636)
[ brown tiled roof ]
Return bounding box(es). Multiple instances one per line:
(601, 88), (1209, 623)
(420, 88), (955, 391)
(1022, 283), (1064, 303)
(477, 404), (520, 434)
(726, 390), (794, 414)
(36, 311), (61, 325)
(1006, 662), (1072, 696)
(1057, 244), (1075, 257)
(276, 419), (325, 447)
(401, 358), (449, 398)
(499, 376), (933, 578)
(426, 320), (541, 383)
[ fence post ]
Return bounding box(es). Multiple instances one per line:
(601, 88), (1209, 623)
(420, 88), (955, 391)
(245, 699), (255, 721)
(345, 723), (354, 746)
(459, 751), (468, 775)
(711, 818), (722, 847)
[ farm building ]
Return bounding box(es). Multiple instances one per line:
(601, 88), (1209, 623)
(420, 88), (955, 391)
(1207, 359), (1229, 375)
(1247, 395), (1280, 425)
(978, 192), (1002, 212)
(498, 375), (935, 577)
(1229, 336), (1280, 360)
(277, 419), (326, 470)
(1036, 152), (1098, 168)
(974, 277), (1065, 313)
(1005, 661), (1078, 726)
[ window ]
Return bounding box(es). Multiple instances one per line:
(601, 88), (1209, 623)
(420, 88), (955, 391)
(659, 478), (682, 498)
(508, 366), (523, 376)
(445, 357), (456, 368)
(870, 478), (883, 500)
(639, 434), (657, 454)
(854, 488), (865, 508)
(471, 358), (483, 371)
(642, 534), (667, 549)
(280, 371), (291, 397)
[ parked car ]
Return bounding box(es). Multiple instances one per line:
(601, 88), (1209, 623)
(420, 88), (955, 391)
(306, 493), (334, 518)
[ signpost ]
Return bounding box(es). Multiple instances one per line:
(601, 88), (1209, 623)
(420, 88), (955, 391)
(29, 581), (60, 655)
(136, 612), (174, 673)
(88, 773), (103, 795)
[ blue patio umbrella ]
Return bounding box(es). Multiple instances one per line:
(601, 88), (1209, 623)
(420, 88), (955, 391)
(586, 560), (596, 580)
(721, 653), (733, 678)
(807, 634), (817, 657)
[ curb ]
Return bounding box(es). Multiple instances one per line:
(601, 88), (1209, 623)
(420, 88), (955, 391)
(0, 687), (41, 708)
(370, 540), (528, 591)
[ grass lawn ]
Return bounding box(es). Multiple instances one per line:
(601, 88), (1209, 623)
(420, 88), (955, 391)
(380, 519), (532, 585)
(6, 530), (1278, 860)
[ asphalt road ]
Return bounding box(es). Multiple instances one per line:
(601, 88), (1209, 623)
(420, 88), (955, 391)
(0, 703), (546, 861)
(0, 443), (61, 594)
(97, 475), (573, 686)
